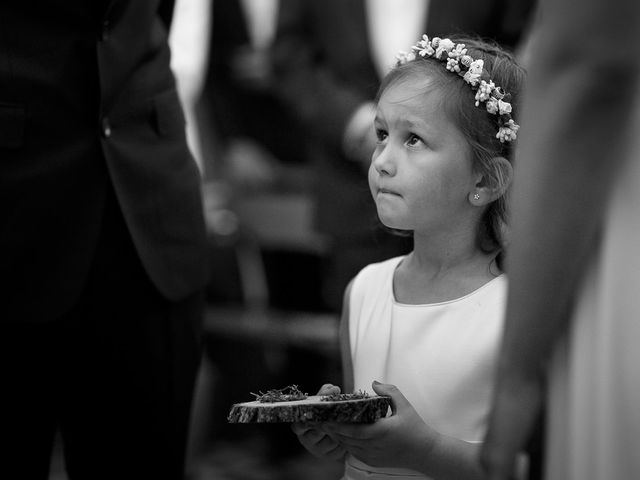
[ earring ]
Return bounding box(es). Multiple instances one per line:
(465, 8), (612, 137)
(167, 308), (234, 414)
(473, 193), (480, 200)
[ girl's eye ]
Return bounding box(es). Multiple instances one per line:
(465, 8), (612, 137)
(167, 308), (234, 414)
(406, 134), (424, 147)
(375, 129), (388, 143)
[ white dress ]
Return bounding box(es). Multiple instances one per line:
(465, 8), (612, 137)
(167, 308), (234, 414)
(545, 103), (640, 480)
(344, 256), (507, 480)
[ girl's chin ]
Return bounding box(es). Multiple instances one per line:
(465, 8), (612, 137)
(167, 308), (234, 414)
(377, 215), (409, 231)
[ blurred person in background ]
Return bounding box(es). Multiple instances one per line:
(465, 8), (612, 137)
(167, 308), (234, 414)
(0, 1), (209, 479)
(480, 0), (640, 479)
(200, 0), (308, 187)
(272, 0), (536, 313)
(169, 0), (212, 174)
(189, 1), (335, 469)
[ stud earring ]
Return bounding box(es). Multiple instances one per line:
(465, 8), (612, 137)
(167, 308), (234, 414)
(473, 193), (480, 200)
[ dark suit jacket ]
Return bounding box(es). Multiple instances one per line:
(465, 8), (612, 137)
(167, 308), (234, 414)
(273, 0), (535, 240)
(0, 0), (209, 322)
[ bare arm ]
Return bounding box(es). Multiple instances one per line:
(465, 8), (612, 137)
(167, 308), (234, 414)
(481, 0), (640, 476)
(329, 381), (487, 480)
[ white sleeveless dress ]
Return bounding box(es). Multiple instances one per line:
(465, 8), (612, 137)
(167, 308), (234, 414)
(343, 256), (507, 479)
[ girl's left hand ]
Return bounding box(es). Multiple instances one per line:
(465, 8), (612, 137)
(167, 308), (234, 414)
(325, 381), (437, 471)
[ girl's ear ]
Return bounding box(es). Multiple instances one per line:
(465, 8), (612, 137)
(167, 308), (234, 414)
(469, 156), (513, 206)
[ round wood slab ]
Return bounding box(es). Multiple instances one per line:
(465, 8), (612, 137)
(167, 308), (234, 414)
(227, 395), (391, 423)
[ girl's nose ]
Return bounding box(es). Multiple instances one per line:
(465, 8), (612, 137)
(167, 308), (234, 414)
(372, 145), (397, 176)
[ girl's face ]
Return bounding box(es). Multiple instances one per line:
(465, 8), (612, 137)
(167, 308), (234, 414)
(369, 76), (477, 235)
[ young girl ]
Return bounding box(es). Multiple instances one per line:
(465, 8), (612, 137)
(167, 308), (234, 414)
(291, 35), (525, 479)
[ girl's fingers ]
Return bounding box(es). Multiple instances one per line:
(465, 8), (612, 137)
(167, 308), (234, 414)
(314, 433), (342, 454)
(291, 422), (313, 435)
(371, 381), (409, 416)
(325, 422), (374, 440)
(300, 427), (325, 444)
(317, 383), (341, 396)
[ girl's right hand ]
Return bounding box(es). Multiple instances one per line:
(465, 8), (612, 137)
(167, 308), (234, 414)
(290, 384), (346, 461)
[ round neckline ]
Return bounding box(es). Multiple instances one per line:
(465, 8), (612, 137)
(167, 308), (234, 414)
(390, 256), (505, 307)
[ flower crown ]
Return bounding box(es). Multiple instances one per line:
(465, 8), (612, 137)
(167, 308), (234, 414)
(396, 35), (520, 143)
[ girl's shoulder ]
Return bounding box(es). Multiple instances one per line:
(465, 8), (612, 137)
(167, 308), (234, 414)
(349, 255), (405, 305)
(353, 255), (405, 288)
(472, 272), (508, 297)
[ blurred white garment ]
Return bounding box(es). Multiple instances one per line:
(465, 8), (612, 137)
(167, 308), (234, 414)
(546, 90), (640, 480)
(169, 0), (212, 172)
(366, 0), (429, 79)
(344, 0), (428, 158)
(240, 0), (280, 50)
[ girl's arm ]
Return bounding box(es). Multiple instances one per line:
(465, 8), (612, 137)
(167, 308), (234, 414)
(327, 382), (486, 480)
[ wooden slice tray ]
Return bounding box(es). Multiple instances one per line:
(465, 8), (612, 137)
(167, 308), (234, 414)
(227, 395), (391, 424)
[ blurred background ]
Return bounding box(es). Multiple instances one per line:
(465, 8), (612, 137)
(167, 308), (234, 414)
(48, 0), (536, 478)
(170, 1), (345, 476)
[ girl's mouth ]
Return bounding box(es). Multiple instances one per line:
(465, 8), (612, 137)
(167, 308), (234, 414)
(378, 187), (400, 196)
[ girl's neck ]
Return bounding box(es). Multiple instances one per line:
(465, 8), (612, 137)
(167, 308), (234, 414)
(410, 229), (487, 272)
(394, 233), (501, 304)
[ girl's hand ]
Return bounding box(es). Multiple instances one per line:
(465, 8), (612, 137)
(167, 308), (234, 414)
(290, 422), (347, 461)
(324, 381), (437, 471)
(290, 383), (346, 461)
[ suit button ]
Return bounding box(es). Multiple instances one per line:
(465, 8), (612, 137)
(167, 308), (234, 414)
(101, 118), (112, 138)
(100, 20), (110, 41)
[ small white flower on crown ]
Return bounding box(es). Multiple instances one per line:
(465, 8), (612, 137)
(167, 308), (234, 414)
(475, 80), (495, 106)
(463, 59), (484, 86)
(497, 119), (519, 143)
(497, 99), (512, 115)
(396, 51), (416, 64)
(446, 58), (461, 73)
(435, 38), (455, 59)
